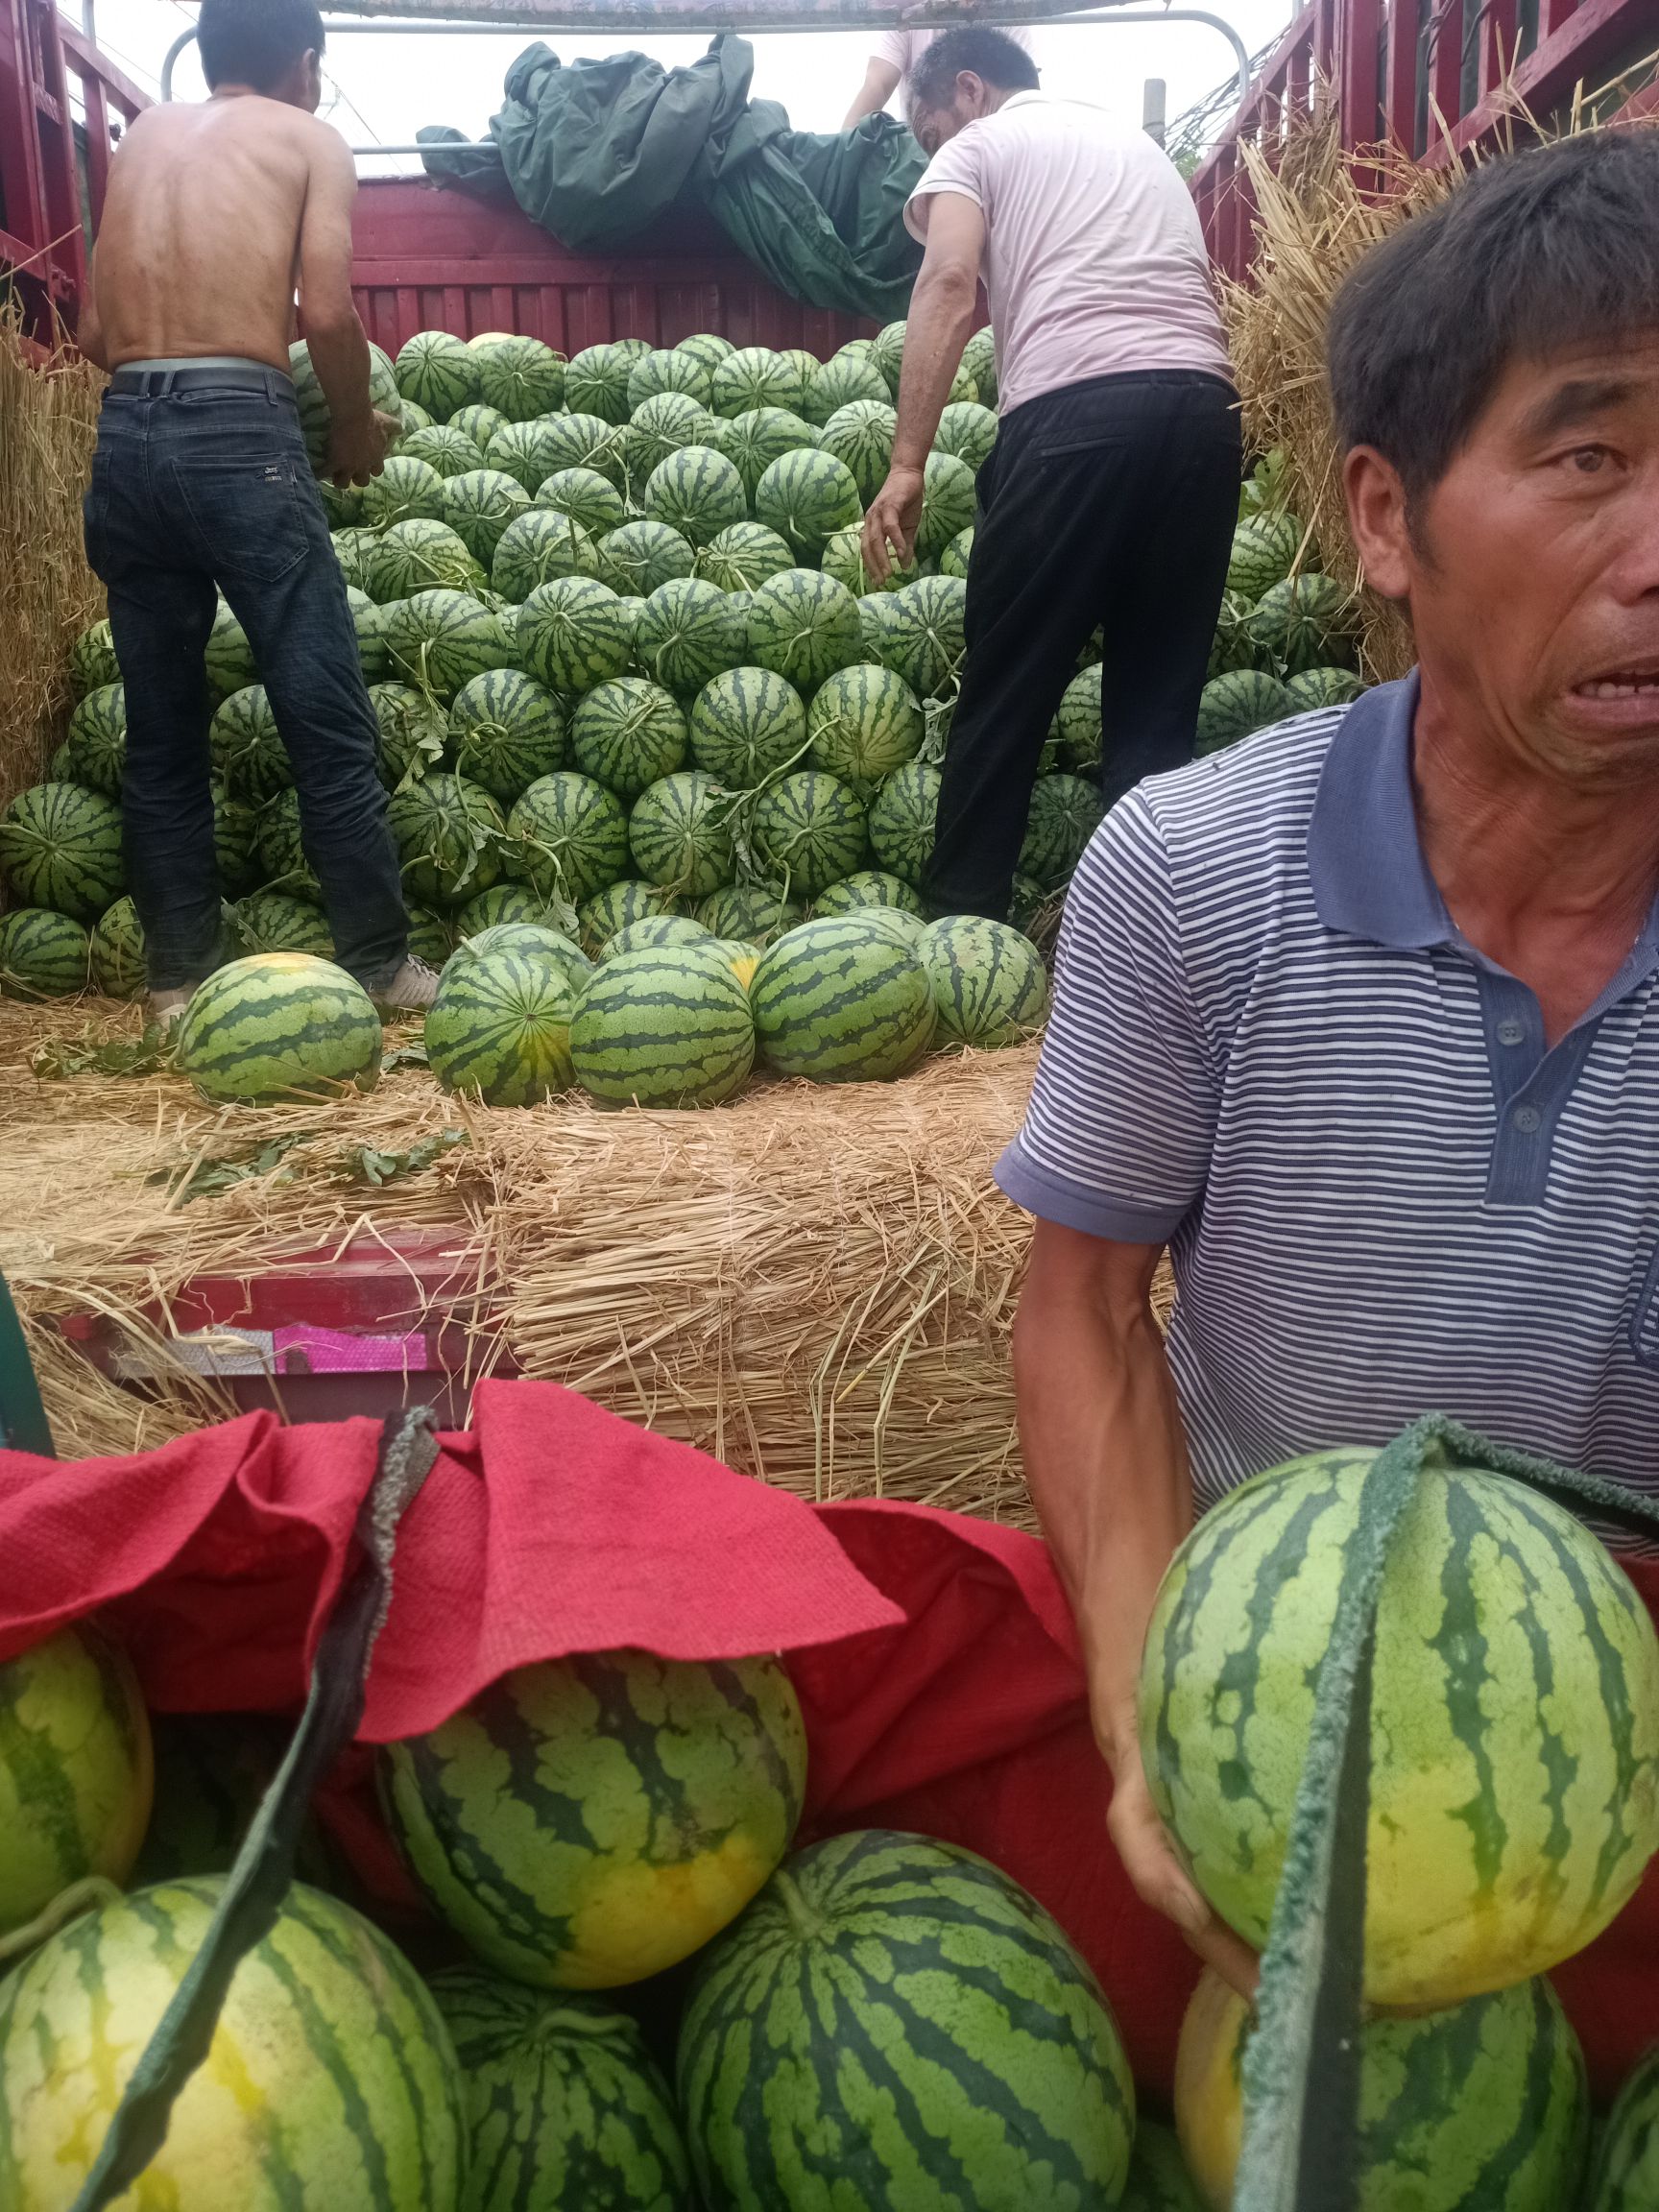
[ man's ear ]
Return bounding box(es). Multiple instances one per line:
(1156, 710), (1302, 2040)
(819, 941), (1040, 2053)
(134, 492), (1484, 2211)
(1344, 445), (1415, 601)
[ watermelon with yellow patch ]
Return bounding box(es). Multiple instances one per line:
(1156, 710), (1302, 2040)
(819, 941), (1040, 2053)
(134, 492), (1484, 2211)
(379, 1649), (806, 1990)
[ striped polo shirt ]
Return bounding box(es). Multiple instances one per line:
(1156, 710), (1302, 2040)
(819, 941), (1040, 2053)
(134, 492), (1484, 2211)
(997, 676), (1659, 1544)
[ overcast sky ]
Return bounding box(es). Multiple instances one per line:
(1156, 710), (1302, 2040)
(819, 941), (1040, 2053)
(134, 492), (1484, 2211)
(79, 0), (1290, 155)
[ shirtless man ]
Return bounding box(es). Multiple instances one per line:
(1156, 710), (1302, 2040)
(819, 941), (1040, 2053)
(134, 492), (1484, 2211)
(78, 0), (434, 1022)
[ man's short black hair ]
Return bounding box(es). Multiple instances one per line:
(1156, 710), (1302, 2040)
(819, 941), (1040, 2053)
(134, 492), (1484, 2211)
(908, 26), (1041, 111)
(197, 0), (325, 92)
(1328, 130), (1659, 503)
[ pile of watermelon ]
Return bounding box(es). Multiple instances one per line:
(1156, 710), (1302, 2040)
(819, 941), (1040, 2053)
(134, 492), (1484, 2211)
(1196, 499), (1365, 754)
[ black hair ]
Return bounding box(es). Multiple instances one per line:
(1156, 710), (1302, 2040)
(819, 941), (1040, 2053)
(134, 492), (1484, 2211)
(1328, 130), (1659, 501)
(197, 0), (325, 92)
(907, 26), (1041, 111)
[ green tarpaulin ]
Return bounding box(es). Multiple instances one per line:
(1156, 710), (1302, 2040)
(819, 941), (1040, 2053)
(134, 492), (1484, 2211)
(419, 36), (925, 322)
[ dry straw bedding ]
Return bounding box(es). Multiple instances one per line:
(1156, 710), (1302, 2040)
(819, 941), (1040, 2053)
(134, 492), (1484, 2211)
(0, 1001), (1052, 1522)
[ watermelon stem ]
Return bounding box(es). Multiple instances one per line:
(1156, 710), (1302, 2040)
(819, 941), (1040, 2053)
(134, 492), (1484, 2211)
(771, 1868), (830, 1944)
(0, 1875), (122, 1964)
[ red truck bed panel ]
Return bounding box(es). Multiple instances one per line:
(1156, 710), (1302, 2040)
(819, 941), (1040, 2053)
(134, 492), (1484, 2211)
(350, 178), (878, 355)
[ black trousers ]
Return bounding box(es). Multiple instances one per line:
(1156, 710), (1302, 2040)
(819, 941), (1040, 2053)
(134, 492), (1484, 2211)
(84, 373), (409, 992)
(925, 370), (1241, 921)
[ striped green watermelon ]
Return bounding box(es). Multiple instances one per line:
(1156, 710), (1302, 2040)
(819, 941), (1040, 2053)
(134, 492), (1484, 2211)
(571, 944), (757, 1106)
(406, 906), (454, 970)
(694, 520), (795, 593)
(366, 517), (487, 605)
(602, 915), (709, 959)
(572, 678), (688, 801)
(0, 1876), (466, 2207)
(0, 781), (124, 921)
(400, 424), (487, 482)
(431, 1967), (694, 2212)
(290, 336), (401, 475)
(577, 878), (679, 957)
(1142, 1449), (1659, 2008)
(856, 591), (905, 667)
(867, 760), (941, 890)
(255, 788), (323, 903)
(689, 666), (806, 787)
(362, 454), (448, 530)
(961, 324), (998, 409)
(1120, 2120), (1205, 2211)
(485, 418), (565, 499)
(0, 905), (91, 1001)
(396, 328), (483, 421)
(677, 333), (734, 374)
(696, 882), (803, 946)
(384, 589), (515, 700)
(870, 319), (906, 399)
(921, 915), (1048, 1046)
(1248, 571), (1358, 674)
(178, 952), (381, 1102)
(1207, 589), (1261, 678)
(679, 1829), (1134, 2212)
(754, 450), (861, 564)
(1226, 511), (1302, 599)
(493, 509), (601, 605)
(62, 681), (126, 799)
(628, 772), (734, 898)
(372, 681), (450, 790)
(632, 577), (746, 698)
(450, 670), (567, 802)
(779, 349), (822, 398)
(804, 349), (891, 429)
(517, 577), (635, 694)
(475, 335), (565, 421)
(535, 465), (628, 541)
(450, 402), (510, 453)
(750, 770), (867, 899)
(628, 347), (712, 413)
(425, 945), (577, 1106)
(214, 786), (262, 895)
(1009, 872), (1046, 939)
(68, 617), (119, 700)
(809, 870), (923, 926)
(398, 399), (434, 434)
(917, 451), (977, 564)
(1285, 665), (1366, 712)
(456, 884), (563, 940)
(564, 345), (635, 426)
(1587, 2046), (1659, 2209)
(536, 412), (628, 491)
(819, 523), (918, 599)
(0, 1623), (151, 1938)
(878, 576), (966, 699)
(625, 394), (718, 490)
(507, 772), (631, 903)
(715, 409), (819, 503)
(460, 925), (590, 998)
(234, 891), (335, 959)
(205, 600), (258, 705)
(381, 1649), (805, 1984)
(933, 400), (998, 474)
(1176, 1967), (1586, 2212)
(940, 525), (974, 581)
(1021, 772), (1102, 888)
(598, 518), (698, 600)
(345, 585), (390, 685)
(1196, 668), (1296, 755)
(816, 398), (896, 507)
(1053, 663), (1103, 773)
(388, 773), (505, 906)
(642, 446), (747, 550)
(746, 568), (861, 692)
(710, 348), (809, 420)
(89, 896), (145, 998)
(752, 915), (935, 1081)
(806, 663), (924, 794)
(331, 523), (373, 589)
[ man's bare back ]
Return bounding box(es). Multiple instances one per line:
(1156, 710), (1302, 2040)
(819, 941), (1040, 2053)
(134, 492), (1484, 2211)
(89, 97), (331, 373)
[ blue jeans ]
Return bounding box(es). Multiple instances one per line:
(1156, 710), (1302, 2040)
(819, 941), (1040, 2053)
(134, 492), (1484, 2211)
(84, 372), (408, 991)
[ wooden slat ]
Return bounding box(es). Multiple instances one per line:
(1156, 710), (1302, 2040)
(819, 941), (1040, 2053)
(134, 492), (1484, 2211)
(1383, 0), (1419, 146)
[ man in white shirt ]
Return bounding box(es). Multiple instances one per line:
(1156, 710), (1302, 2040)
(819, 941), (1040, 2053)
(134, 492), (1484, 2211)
(862, 27), (1239, 922)
(841, 22), (1036, 130)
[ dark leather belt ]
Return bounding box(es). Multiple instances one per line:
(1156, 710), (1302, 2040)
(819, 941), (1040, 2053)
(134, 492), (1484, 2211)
(108, 364), (293, 397)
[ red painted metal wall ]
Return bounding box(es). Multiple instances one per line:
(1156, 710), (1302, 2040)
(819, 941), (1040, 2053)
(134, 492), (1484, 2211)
(350, 180), (878, 356)
(1193, 0), (1659, 279)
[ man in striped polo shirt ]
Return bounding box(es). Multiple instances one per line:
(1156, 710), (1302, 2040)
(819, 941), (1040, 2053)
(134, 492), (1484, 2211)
(998, 131), (1659, 1986)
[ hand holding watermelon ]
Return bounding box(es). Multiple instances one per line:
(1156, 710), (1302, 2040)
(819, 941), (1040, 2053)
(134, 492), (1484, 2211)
(862, 460), (926, 585)
(330, 405), (401, 490)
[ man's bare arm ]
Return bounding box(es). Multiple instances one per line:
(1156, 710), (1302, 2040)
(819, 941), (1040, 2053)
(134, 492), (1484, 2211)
(842, 57), (902, 129)
(1014, 1219), (1259, 1993)
(78, 251), (109, 373)
(296, 127), (392, 485)
(861, 192), (981, 583)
